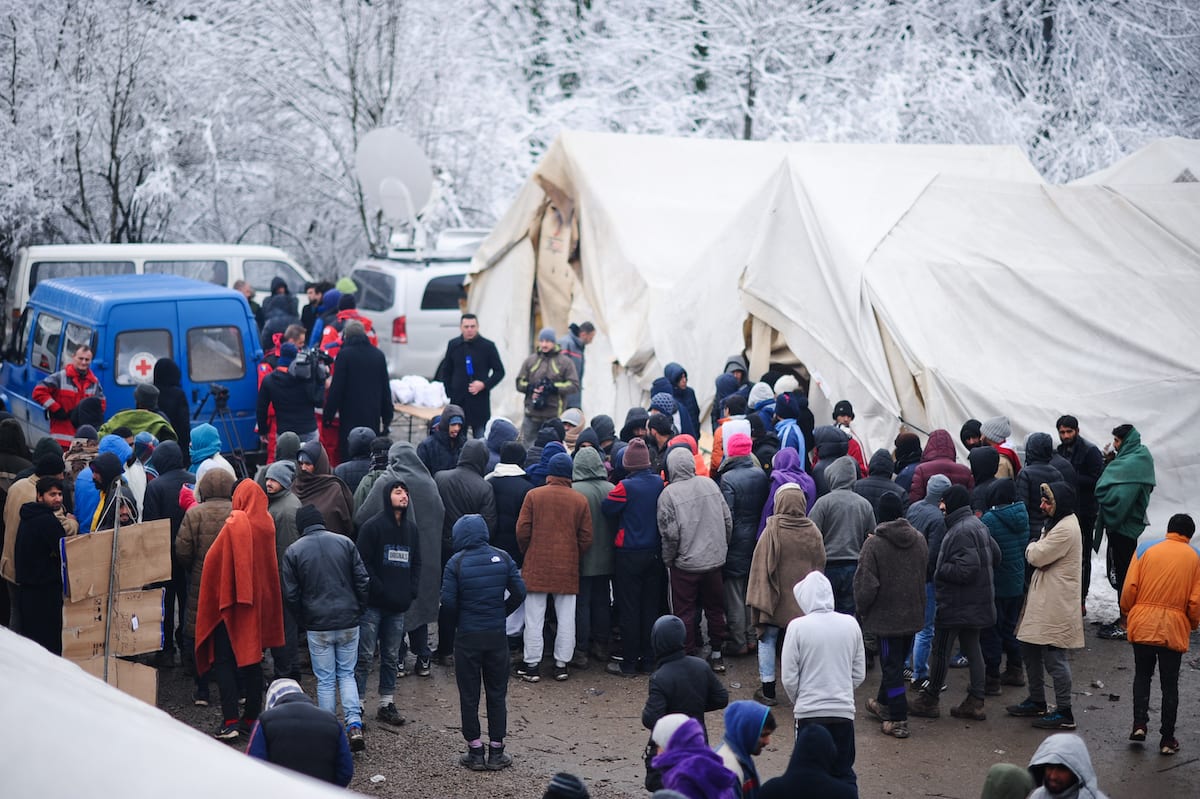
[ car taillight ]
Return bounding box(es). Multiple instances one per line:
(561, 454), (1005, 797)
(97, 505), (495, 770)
(392, 316), (407, 344)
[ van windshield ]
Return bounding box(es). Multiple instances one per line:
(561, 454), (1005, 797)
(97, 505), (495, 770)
(115, 330), (172, 386)
(187, 326), (245, 382)
(31, 261), (135, 290)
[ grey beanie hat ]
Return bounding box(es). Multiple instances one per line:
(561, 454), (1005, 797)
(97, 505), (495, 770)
(134, 382), (160, 408)
(538, 327), (556, 342)
(265, 460), (296, 490)
(980, 416), (1011, 443)
(925, 473), (953, 504)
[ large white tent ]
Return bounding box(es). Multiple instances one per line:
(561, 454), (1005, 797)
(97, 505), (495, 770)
(1073, 137), (1200, 185)
(469, 130), (1200, 520)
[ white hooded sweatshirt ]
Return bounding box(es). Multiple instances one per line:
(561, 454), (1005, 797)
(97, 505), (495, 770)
(780, 571), (866, 721)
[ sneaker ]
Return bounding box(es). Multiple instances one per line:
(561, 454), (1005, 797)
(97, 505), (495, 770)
(347, 724), (366, 752)
(1032, 710), (1076, 730)
(710, 652), (726, 673)
(882, 720), (910, 739)
(1097, 623), (1127, 640)
(213, 721), (240, 740)
(486, 743), (513, 770)
(902, 666), (914, 682)
(753, 687), (778, 707)
(865, 698), (891, 722)
(460, 743), (486, 771)
(396, 660), (408, 679)
(605, 661), (636, 678)
(515, 662), (540, 683)
(1160, 737), (1180, 756)
(949, 654), (969, 668)
(192, 690), (210, 707)
(416, 656), (432, 677)
(1130, 724), (1148, 742)
(237, 718), (255, 735)
(377, 702), (406, 726)
(554, 663), (569, 681)
(1006, 698), (1047, 717)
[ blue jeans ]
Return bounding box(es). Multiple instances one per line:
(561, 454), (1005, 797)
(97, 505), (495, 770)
(757, 625), (780, 682)
(908, 582), (936, 680)
(356, 607), (407, 698)
(307, 628), (362, 727)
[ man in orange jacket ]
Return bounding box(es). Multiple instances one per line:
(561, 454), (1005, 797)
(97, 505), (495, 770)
(1120, 513), (1200, 756)
(32, 345), (105, 448)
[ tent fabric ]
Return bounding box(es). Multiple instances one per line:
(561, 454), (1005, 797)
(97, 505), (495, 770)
(1073, 137), (1200, 186)
(0, 628), (348, 797)
(469, 130), (1042, 436)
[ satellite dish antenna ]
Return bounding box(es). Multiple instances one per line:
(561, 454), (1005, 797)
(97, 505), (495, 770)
(355, 128), (434, 227)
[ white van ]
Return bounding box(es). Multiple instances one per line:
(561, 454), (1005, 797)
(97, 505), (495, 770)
(5, 243), (313, 335)
(349, 230), (486, 379)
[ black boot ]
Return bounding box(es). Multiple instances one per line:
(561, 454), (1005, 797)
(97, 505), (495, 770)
(459, 744), (486, 771)
(486, 742), (513, 770)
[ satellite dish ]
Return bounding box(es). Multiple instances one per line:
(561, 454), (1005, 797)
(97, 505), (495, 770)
(355, 128), (434, 223)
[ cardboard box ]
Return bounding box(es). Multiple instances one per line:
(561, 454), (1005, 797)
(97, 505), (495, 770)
(77, 655), (158, 706)
(62, 588), (165, 659)
(61, 519), (171, 601)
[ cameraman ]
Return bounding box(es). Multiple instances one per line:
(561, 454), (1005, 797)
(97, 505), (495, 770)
(514, 328), (580, 444)
(258, 342), (320, 456)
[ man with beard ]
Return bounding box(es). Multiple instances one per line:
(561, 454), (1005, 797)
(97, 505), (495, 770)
(514, 328), (579, 444)
(439, 314), (506, 438)
(14, 477), (70, 653)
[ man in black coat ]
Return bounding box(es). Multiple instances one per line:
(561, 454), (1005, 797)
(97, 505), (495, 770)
(438, 314), (506, 439)
(14, 477), (69, 654)
(324, 320), (394, 461)
(417, 404), (466, 476)
(142, 441), (195, 665)
(641, 614), (729, 741)
(1055, 415), (1105, 608)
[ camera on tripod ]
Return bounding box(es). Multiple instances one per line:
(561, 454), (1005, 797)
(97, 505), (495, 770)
(208, 382), (231, 410)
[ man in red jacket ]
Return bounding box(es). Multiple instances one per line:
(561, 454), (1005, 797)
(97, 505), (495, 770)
(32, 345), (105, 448)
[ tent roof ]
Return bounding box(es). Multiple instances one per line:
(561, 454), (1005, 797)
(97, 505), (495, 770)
(1074, 137), (1200, 185)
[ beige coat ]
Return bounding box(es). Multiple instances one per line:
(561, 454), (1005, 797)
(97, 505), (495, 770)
(1016, 513), (1084, 649)
(2, 474), (79, 584)
(746, 487), (826, 629)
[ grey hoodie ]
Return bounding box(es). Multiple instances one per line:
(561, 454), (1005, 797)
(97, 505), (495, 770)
(807, 455), (876, 562)
(658, 448), (732, 573)
(1028, 733), (1109, 799)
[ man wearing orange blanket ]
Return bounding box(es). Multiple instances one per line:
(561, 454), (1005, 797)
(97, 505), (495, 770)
(195, 480), (285, 741)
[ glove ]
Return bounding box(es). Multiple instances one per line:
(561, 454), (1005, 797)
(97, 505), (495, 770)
(49, 406), (70, 421)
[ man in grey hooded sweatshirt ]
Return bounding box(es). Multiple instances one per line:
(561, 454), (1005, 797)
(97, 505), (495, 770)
(1027, 733), (1109, 798)
(807, 455), (875, 615)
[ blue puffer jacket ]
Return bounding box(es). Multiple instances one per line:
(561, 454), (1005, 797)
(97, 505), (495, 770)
(75, 434), (133, 533)
(981, 500), (1030, 599)
(441, 514), (526, 635)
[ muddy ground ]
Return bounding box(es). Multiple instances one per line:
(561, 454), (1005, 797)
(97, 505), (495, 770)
(159, 618), (1200, 798)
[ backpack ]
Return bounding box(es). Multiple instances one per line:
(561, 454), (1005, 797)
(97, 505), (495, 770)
(289, 348), (330, 406)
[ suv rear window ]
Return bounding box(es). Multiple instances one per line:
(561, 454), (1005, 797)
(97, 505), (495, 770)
(187, 325), (245, 382)
(145, 260), (229, 285)
(352, 269), (396, 313)
(420, 274), (466, 310)
(115, 329), (172, 385)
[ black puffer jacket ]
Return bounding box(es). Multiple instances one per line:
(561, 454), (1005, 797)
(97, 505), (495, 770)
(433, 438), (497, 554)
(810, 425), (851, 497)
(934, 506), (1001, 628)
(281, 522), (370, 631)
(417, 403), (466, 476)
(640, 615), (729, 738)
(852, 449), (908, 522)
(249, 691), (352, 787)
(355, 480), (421, 613)
(1014, 433), (1063, 542)
(441, 515), (526, 635)
(717, 454), (768, 578)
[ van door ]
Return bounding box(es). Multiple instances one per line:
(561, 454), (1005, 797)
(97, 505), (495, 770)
(177, 298), (261, 454)
(1, 310), (97, 447)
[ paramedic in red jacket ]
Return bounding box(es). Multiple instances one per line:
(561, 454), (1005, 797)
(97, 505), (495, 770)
(32, 345), (105, 448)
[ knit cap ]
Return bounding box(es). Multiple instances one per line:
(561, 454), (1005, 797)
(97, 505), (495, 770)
(538, 327), (556, 342)
(548, 452), (574, 479)
(35, 453), (66, 476)
(622, 438), (652, 470)
(960, 419), (982, 447)
(726, 433), (753, 458)
(501, 441), (527, 466)
(334, 276), (358, 295)
(651, 713), (692, 749)
(925, 473), (952, 504)
(832, 399), (854, 420)
(134, 382), (160, 408)
(747, 382), (774, 407)
(264, 678), (305, 710)
(278, 342), (297, 368)
(543, 772), (590, 799)
(295, 504), (325, 532)
(981, 416), (1011, 444)
(942, 484), (971, 514)
(773, 375), (799, 395)
(649, 392), (677, 416)
(265, 460), (296, 490)
(878, 492), (904, 523)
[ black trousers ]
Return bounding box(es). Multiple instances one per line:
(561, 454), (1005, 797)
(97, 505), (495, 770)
(613, 550), (663, 671)
(17, 583), (62, 655)
(1077, 509), (1096, 604)
(1133, 643), (1182, 738)
(435, 548), (457, 657)
(454, 630), (509, 743)
(211, 621), (264, 722)
(877, 634), (914, 721)
(795, 718), (857, 790)
(1109, 533), (1137, 604)
(270, 600), (300, 679)
(162, 562), (188, 652)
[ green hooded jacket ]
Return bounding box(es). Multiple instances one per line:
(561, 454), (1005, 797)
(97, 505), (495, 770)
(1093, 426), (1154, 548)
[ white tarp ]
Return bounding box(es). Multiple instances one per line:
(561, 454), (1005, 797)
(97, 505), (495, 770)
(0, 628), (349, 797)
(864, 176), (1200, 519)
(1073, 137), (1200, 186)
(469, 130), (1041, 442)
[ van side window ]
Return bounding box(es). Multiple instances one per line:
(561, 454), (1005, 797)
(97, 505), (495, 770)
(145, 260), (229, 285)
(30, 261), (134, 292)
(420, 274), (466, 310)
(5, 308), (30, 365)
(351, 270), (395, 312)
(114, 330), (172, 385)
(244, 260), (306, 295)
(64, 322), (94, 362)
(187, 326), (245, 382)
(31, 312), (63, 373)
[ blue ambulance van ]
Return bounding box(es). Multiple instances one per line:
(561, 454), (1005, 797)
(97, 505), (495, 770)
(1, 274), (263, 456)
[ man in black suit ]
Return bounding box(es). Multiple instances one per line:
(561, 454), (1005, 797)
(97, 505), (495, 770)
(438, 314), (506, 439)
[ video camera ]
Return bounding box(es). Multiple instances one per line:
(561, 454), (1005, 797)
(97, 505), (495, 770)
(530, 376), (556, 410)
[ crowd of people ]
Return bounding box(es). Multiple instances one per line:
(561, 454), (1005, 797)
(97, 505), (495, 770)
(1, 301), (1198, 799)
